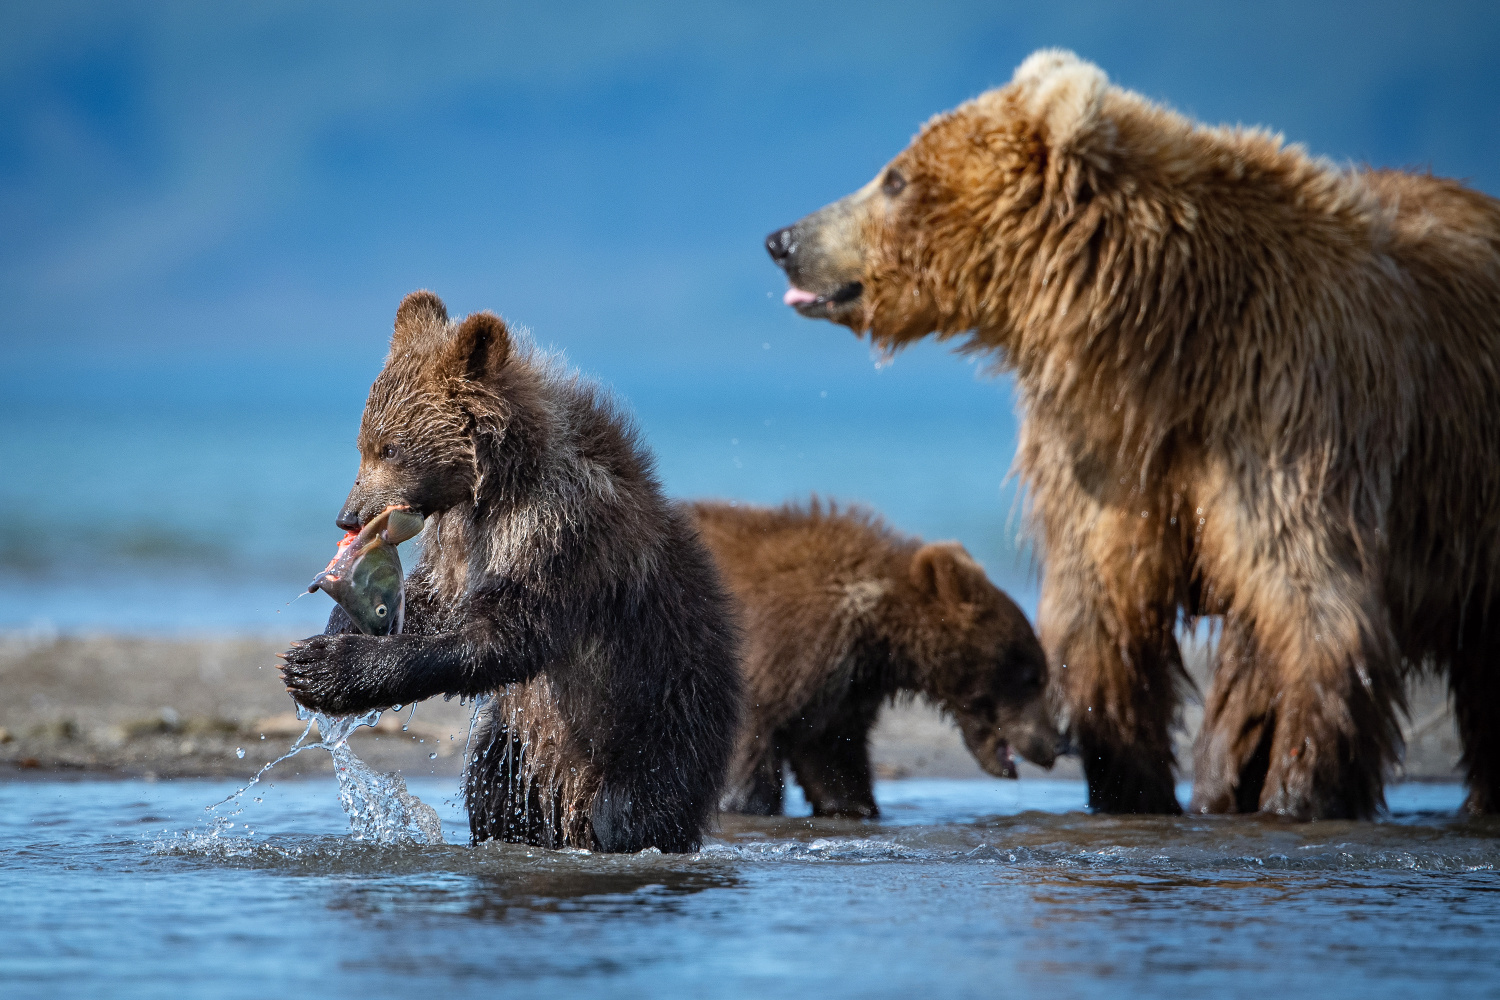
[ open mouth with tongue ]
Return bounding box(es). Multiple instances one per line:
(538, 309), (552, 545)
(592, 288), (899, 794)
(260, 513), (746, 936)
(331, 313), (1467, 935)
(781, 280), (864, 317)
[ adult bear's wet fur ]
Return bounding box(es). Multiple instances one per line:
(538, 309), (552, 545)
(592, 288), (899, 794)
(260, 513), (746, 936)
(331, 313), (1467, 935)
(768, 49), (1500, 819)
(281, 290), (743, 853)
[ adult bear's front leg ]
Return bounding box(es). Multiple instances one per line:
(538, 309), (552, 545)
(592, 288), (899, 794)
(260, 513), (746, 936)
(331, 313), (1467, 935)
(1040, 513), (1187, 815)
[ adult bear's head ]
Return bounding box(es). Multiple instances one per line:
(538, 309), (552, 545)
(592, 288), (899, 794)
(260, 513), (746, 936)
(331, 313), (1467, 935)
(336, 290), (533, 531)
(766, 49), (1115, 354)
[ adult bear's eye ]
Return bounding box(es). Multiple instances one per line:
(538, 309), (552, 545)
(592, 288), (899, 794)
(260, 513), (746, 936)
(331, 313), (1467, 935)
(381, 443), (400, 460)
(882, 169), (907, 197)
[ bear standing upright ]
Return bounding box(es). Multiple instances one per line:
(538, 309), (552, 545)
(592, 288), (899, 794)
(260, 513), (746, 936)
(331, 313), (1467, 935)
(280, 291), (743, 852)
(694, 499), (1061, 818)
(767, 49), (1500, 819)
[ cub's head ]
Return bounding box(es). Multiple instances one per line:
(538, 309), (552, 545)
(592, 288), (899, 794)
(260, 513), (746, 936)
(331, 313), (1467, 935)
(904, 542), (1062, 777)
(766, 49), (1113, 352)
(335, 290), (522, 531)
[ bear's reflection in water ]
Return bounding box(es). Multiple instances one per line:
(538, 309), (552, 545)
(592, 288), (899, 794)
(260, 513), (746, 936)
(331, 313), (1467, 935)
(321, 848), (741, 925)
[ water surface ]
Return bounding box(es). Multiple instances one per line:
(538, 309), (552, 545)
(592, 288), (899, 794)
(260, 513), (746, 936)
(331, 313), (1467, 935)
(3, 777), (1495, 999)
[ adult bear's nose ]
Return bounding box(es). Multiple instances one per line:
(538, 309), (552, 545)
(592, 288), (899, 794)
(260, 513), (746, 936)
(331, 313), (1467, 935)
(765, 226), (795, 264)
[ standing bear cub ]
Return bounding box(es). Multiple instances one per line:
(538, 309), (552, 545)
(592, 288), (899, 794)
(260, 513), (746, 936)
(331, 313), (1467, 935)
(768, 49), (1500, 819)
(281, 291), (743, 853)
(693, 500), (1061, 819)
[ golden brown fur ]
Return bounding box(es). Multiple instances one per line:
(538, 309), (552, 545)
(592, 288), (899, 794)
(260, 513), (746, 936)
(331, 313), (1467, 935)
(766, 50), (1500, 818)
(692, 499), (1060, 819)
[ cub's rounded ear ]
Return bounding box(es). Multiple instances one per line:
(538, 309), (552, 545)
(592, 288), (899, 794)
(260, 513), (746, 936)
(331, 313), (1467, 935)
(392, 290), (449, 352)
(440, 310), (511, 383)
(1009, 48), (1111, 156)
(911, 542), (988, 606)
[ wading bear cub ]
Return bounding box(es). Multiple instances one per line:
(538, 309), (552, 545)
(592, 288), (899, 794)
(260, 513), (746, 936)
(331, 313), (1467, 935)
(692, 500), (1061, 818)
(768, 49), (1500, 819)
(280, 291), (743, 853)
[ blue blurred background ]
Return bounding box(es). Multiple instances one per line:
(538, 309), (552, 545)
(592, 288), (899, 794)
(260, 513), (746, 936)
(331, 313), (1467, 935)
(2, 1), (1497, 633)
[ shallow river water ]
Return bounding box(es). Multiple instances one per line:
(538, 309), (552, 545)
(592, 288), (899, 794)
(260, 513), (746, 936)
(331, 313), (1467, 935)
(3, 777), (1497, 999)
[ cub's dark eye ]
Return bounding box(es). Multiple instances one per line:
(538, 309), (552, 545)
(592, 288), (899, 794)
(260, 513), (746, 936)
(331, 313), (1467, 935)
(381, 443), (400, 461)
(882, 169), (907, 197)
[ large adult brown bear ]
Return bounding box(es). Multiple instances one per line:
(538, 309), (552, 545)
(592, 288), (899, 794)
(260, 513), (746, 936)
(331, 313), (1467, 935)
(766, 49), (1500, 819)
(280, 291), (743, 852)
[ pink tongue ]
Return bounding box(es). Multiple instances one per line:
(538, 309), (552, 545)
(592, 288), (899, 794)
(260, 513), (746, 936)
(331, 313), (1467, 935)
(783, 286), (819, 306)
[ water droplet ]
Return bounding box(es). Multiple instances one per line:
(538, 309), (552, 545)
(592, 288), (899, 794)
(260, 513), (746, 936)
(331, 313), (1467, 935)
(236, 748), (246, 758)
(429, 752), (437, 759)
(253, 797), (262, 803)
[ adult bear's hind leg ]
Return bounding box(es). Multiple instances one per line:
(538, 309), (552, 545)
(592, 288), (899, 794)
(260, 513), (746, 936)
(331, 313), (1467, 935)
(1191, 620), (1277, 814)
(1250, 574), (1405, 821)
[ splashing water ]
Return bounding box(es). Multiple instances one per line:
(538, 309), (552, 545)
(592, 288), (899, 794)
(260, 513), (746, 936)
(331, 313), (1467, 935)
(195, 706), (443, 846)
(297, 706), (443, 844)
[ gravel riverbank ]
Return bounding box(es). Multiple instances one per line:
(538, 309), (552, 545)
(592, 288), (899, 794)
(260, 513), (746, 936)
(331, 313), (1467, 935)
(0, 631), (1464, 786)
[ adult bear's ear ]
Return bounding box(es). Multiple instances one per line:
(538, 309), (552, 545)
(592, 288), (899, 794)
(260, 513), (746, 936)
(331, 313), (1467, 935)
(392, 290), (449, 353)
(1009, 48), (1111, 157)
(911, 542), (987, 606)
(439, 310), (511, 383)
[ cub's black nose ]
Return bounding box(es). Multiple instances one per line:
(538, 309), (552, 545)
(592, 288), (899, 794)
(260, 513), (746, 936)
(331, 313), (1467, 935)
(336, 509), (362, 532)
(765, 227), (795, 264)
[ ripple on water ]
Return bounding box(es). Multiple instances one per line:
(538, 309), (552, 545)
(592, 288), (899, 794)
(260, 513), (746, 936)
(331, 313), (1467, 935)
(4, 778), (1500, 998)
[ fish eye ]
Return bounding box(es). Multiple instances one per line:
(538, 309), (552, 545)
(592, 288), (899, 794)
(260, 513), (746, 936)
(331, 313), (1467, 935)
(375, 604), (388, 618)
(882, 169), (907, 197)
(381, 443), (399, 460)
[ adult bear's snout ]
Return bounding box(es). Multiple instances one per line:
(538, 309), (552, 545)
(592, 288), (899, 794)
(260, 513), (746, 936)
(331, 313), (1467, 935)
(765, 226), (795, 265)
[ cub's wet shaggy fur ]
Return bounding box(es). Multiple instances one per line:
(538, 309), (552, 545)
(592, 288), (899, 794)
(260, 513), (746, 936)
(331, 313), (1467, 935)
(281, 291), (742, 852)
(693, 500), (1060, 819)
(767, 49), (1500, 819)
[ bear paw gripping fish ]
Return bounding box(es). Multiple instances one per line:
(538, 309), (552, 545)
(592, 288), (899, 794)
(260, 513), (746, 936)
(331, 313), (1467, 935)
(308, 506), (425, 636)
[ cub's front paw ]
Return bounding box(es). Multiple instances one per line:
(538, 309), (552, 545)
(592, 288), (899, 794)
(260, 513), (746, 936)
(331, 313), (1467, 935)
(278, 634), (379, 715)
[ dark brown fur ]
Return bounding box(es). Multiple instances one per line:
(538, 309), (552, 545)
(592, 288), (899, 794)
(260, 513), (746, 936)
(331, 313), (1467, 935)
(692, 499), (1060, 818)
(767, 50), (1500, 819)
(280, 291), (743, 852)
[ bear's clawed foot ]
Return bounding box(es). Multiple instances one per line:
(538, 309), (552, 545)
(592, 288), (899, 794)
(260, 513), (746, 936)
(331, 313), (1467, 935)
(278, 634), (381, 715)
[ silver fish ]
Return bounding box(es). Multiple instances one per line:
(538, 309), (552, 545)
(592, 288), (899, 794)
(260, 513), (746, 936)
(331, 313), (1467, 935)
(308, 506), (425, 636)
